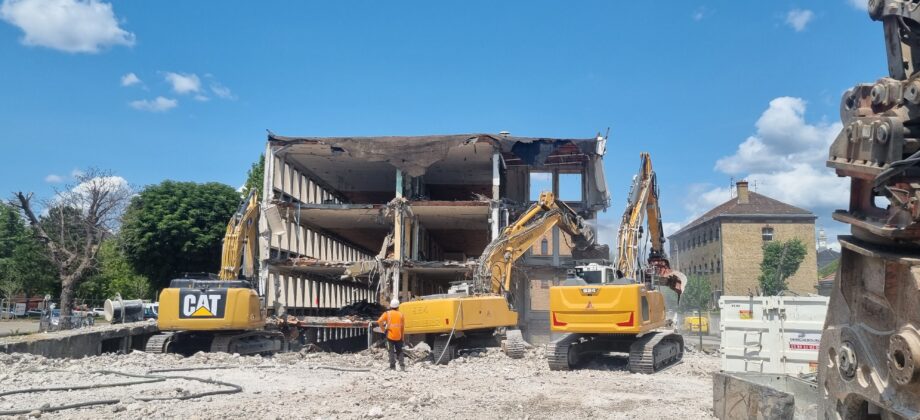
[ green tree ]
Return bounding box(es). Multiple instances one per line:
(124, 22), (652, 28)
(242, 154), (264, 199)
(82, 240), (151, 300)
(0, 203), (57, 298)
(818, 258), (839, 279)
(758, 239), (808, 295)
(679, 275), (712, 312)
(120, 181), (239, 290)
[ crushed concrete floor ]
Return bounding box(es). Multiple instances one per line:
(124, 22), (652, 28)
(0, 345), (719, 419)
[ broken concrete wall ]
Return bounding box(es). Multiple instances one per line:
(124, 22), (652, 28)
(260, 133), (610, 337)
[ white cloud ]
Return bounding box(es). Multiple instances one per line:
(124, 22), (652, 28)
(0, 0), (135, 53)
(785, 9), (814, 32)
(120, 72), (141, 87)
(129, 96), (177, 112)
(677, 97), (849, 248)
(692, 6), (709, 21)
(715, 97), (841, 175)
(210, 82), (235, 100)
(848, 0), (868, 11)
(164, 72), (201, 95)
(193, 94), (209, 102)
(44, 174), (63, 183)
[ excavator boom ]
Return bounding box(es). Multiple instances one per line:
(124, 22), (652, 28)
(476, 191), (608, 296)
(219, 191), (260, 281)
(615, 153), (683, 293)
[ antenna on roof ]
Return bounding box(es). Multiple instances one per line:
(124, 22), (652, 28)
(753, 179), (758, 192)
(730, 177), (735, 198)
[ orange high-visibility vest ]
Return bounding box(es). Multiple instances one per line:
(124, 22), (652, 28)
(377, 309), (404, 341)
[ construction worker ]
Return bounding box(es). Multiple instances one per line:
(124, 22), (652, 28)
(375, 298), (405, 371)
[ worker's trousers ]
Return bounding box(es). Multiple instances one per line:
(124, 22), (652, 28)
(387, 339), (405, 369)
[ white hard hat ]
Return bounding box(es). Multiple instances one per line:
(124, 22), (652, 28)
(390, 298), (400, 308)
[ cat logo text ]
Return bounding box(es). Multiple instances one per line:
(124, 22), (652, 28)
(179, 289), (227, 318)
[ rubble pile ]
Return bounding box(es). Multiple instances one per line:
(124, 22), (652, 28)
(0, 346), (719, 419)
(335, 299), (385, 318)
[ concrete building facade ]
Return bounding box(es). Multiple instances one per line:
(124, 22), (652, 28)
(668, 181), (818, 297)
(259, 133), (610, 343)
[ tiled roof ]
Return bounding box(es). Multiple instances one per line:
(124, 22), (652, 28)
(669, 191), (814, 237)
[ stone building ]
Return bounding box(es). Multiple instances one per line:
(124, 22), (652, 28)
(667, 181), (818, 297)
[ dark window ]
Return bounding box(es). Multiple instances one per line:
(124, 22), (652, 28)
(540, 238), (549, 255)
(762, 227), (774, 241)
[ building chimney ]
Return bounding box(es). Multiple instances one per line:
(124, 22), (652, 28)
(737, 181), (750, 204)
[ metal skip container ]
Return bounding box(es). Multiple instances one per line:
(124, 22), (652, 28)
(719, 295), (829, 376)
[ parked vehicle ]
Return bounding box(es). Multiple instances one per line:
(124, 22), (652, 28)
(143, 302), (158, 320)
(92, 308), (105, 318)
(683, 315), (710, 334)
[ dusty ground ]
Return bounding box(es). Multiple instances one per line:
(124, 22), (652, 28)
(0, 320), (40, 338)
(0, 344), (719, 419)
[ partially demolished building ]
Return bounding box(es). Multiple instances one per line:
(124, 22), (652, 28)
(259, 133), (610, 343)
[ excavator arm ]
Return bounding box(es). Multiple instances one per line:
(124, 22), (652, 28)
(218, 191), (260, 281)
(615, 153), (684, 293)
(476, 191), (609, 296)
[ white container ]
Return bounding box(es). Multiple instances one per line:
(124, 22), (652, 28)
(719, 295), (829, 376)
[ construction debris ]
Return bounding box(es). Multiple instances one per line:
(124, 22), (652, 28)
(0, 347), (719, 419)
(335, 299), (385, 318)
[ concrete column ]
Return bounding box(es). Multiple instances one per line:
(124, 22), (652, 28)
(491, 153), (500, 240)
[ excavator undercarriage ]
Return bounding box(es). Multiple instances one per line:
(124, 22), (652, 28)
(547, 331), (683, 373)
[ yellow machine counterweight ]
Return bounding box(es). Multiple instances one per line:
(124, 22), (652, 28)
(547, 153), (685, 373)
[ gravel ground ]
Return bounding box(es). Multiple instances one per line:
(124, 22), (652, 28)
(0, 344), (719, 419)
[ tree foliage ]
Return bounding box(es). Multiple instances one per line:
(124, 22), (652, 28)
(758, 239), (807, 296)
(242, 154), (264, 199)
(818, 258), (839, 279)
(0, 203), (57, 298)
(80, 240), (151, 301)
(679, 275), (712, 312)
(120, 181), (239, 290)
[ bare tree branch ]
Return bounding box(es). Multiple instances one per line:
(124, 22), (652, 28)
(11, 168), (132, 328)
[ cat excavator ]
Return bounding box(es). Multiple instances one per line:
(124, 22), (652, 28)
(145, 191), (285, 355)
(547, 152), (685, 372)
(400, 191), (609, 364)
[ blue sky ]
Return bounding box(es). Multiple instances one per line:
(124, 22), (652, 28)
(0, 0), (882, 246)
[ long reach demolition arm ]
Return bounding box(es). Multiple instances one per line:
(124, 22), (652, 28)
(218, 191), (260, 281)
(475, 191), (609, 297)
(615, 153), (684, 293)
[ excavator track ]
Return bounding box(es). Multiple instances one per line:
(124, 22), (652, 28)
(432, 334), (456, 365)
(502, 329), (526, 359)
(547, 333), (581, 371)
(144, 332), (174, 354)
(210, 330), (285, 355)
(628, 331), (683, 374)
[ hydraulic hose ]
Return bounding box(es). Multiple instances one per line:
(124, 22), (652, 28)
(434, 301), (463, 365)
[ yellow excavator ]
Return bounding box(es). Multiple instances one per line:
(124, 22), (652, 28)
(548, 153), (685, 373)
(400, 191), (608, 364)
(145, 191), (285, 355)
